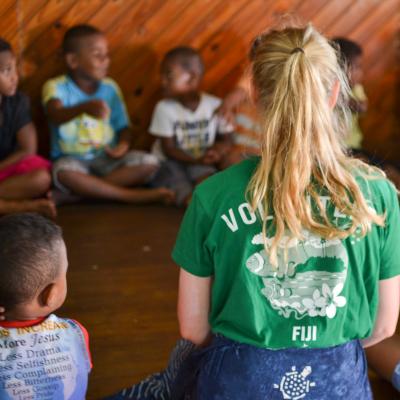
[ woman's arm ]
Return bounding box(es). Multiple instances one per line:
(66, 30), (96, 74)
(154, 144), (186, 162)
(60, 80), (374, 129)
(362, 276), (400, 348)
(0, 122), (37, 170)
(178, 268), (212, 346)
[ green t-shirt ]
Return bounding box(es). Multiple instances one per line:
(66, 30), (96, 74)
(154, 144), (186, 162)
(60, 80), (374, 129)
(172, 158), (400, 349)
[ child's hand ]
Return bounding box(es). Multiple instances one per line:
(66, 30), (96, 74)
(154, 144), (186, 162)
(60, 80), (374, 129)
(216, 87), (247, 125)
(105, 141), (130, 159)
(201, 149), (221, 165)
(0, 306), (5, 321)
(83, 99), (110, 120)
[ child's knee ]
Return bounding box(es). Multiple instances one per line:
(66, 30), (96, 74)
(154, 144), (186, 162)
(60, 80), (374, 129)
(141, 163), (159, 176)
(31, 168), (52, 193)
(133, 163), (160, 185)
(53, 158), (89, 191)
(125, 151), (159, 168)
(56, 169), (80, 186)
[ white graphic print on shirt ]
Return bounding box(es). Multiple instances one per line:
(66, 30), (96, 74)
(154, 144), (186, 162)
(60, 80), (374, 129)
(246, 230), (348, 320)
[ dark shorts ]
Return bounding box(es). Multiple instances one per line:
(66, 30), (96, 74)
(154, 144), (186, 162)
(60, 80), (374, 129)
(150, 160), (216, 206)
(0, 155), (51, 183)
(173, 335), (372, 400)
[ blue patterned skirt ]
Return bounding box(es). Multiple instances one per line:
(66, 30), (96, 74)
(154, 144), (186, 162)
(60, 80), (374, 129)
(181, 335), (372, 400)
(105, 336), (372, 400)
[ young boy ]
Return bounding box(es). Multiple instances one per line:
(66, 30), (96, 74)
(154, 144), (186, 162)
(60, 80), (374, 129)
(43, 25), (173, 204)
(216, 37), (262, 168)
(0, 39), (55, 217)
(333, 37), (400, 188)
(149, 47), (233, 205)
(333, 37), (367, 151)
(0, 213), (91, 399)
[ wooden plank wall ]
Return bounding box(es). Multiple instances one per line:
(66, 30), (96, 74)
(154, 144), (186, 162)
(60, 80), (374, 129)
(1, 0), (399, 160)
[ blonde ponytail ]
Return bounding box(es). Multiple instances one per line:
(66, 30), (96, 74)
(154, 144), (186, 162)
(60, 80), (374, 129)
(248, 25), (385, 266)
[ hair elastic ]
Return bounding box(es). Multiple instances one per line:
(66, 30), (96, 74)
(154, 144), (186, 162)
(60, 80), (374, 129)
(291, 47), (305, 54)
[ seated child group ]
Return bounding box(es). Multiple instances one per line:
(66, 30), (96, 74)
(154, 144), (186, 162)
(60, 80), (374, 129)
(0, 25), (239, 215)
(0, 24), (397, 214)
(0, 23), (399, 399)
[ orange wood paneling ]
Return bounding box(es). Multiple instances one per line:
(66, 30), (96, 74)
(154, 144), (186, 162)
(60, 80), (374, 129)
(0, 0), (398, 159)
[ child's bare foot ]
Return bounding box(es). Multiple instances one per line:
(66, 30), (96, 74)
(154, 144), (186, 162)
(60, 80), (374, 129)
(51, 188), (81, 206)
(30, 199), (57, 219)
(0, 198), (57, 219)
(158, 188), (176, 205)
(124, 188), (175, 205)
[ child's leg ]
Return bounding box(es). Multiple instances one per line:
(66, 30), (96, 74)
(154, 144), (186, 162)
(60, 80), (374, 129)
(172, 163), (217, 207)
(58, 170), (173, 204)
(93, 150), (159, 187)
(0, 198), (56, 219)
(0, 168), (51, 200)
(188, 164), (216, 184)
(150, 160), (193, 206)
(105, 164), (158, 187)
(54, 158), (173, 204)
(366, 335), (400, 387)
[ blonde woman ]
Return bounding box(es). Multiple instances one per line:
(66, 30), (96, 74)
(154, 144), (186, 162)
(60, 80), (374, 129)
(172, 25), (400, 399)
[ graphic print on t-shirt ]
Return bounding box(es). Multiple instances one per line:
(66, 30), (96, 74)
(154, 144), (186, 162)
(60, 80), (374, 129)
(58, 114), (113, 156)
(246, 229), (349, 320)
(173, 119), (211, 158)
(173, 158), (400, 349)
(0, 315), (90, 400)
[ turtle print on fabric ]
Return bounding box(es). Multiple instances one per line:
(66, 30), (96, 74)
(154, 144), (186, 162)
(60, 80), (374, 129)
(274, 365), (316, 399)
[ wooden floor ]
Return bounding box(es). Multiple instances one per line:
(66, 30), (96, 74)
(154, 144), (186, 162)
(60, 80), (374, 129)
(57, 203), (399, 399)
